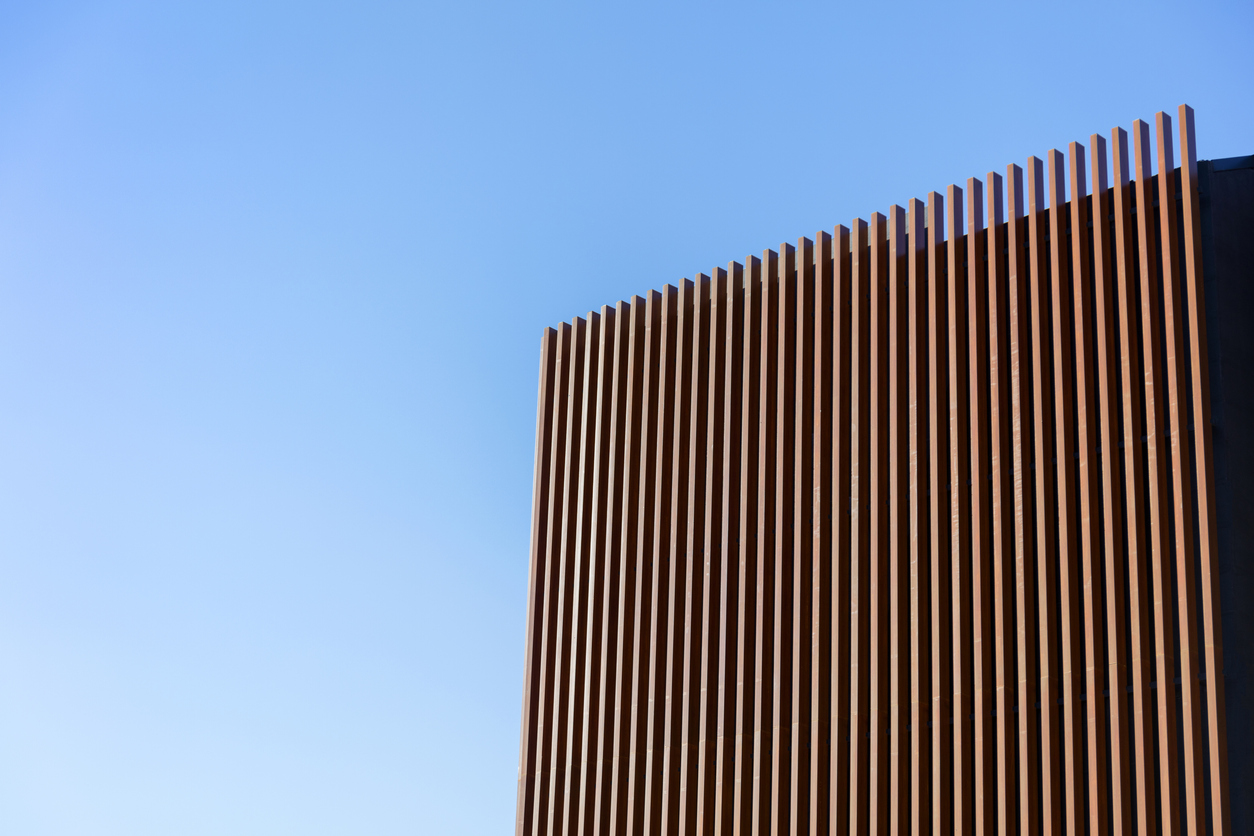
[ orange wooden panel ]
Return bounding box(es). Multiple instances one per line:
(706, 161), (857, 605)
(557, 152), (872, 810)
(588, 300), (634, 836)
(517, 326), (560, 836)
(528, 321), (572, 836)
(772, 243), (797, 836)
(635, 284), (675, 836)
(712, 262), (746, 836)
(1156, 110), (1207, 836)
(1068, 141), (1110, 834)
(1046, 149), (1083, 836)
(732, 257), (763, 836)
(867, 212), (892, 834)
(907, 196), (930, 836)
(985, 169), (1020, 836)
(603, 294), (652, 836)
(829, 229), (853, 836)
(560, 310), (605, 836)
(1089, 133), (1133, 836)
(1027, 155), (1062, 835)
(532, 319), (578, 836)
(654, 278), (695, 836)
(927, 190), (953, 836)
(1179, 103), (1231, 836)
(752, 250), (779, 836)
(810, 233), (834, 836)
(574, 304), (617, 836)
(546, 314), (592, 836)
(849, 219), (872, 836)
(965, 176), (996, 836)
(1112, 127), (1158, 836)
(695, 267), (730, 836)
(1006, 163), (1040, 836)
(673, 274), (712, 836)
(1134, 118), (1182, 834)
(624, 288), (669, 836)
(947, 183), (973, 836)
(791, 238), (816, 836)
(886, 205), (911, 836)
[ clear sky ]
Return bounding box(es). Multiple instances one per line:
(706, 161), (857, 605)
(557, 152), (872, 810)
(1, 1), (1250, 833)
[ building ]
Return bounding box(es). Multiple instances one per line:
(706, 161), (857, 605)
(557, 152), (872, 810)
(514, 105), (1254, 834)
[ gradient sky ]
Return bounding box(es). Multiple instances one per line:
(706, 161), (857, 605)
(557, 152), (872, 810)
(1, 1), (1250, 833)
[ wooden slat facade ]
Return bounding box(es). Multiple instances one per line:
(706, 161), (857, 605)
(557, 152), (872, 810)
(516, 106), (1238, 834)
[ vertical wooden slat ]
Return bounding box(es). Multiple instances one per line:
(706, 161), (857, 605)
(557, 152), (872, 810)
(947, 183), (974, 836)
(1007, 162), (1040, 836)
(603, 295), (650, 836)
(713, 261), (746, 836)
(1179, 103), (1231, 836)
(791, 238), (816, 836)
(696, 267), (730, 836)
(547, 315), (591, 836)
(966, 177), (996, 836)
(752, 250), (779, 836)
(1047, 148), (1084, 836)
(927, 189), (953, 836)
(1156, 110), (1208, 836)
(986, 170), (1020, 835)
(1112, 126), (1158, 836)
(1133, 118), (1182, 834)
(637, 284), (675, 835)
(733, 257), (764, 836)
(625, 288), (669, 836)
(588, 300), (634, 836)
(540, 318), (583, 836)
(1090, 132), (1133, 836)
(773, 243), (798, 836)
(811, 232), (835, 836)
(574, 304), (617, 836)
(867, 212), (893, 835)
(887, 204), (912, 836)
(562, 311), (604, 836)
(849, 218), (873, 835)
(658, 278), (697, 836)
(1028, 154), (1062, 836)
(830, 228), (853, 836)
(908, 196), (931, 836)
(675, 275), (712, 836)
(1068, 140), (1110, 836)
(529, 321), (573, 836)
(517, 326), (560, 836)
(574, 315), (601, 836)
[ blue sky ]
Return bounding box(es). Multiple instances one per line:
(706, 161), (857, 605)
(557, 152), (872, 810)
(0, 1), (1250, 833)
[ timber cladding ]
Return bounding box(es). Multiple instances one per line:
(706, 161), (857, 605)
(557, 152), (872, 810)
(514, 104), (1238, 834)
